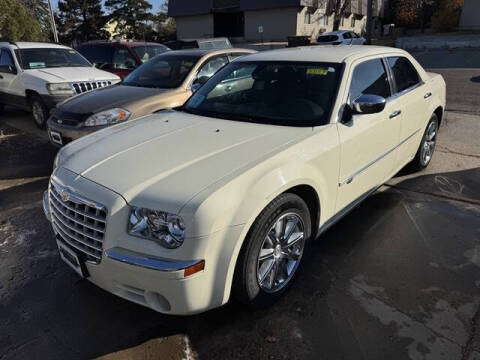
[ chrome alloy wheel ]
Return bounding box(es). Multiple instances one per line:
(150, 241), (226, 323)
(421, 120), (437, 166)
(32, 101), (45, 126)
(256, 213), (305, 293)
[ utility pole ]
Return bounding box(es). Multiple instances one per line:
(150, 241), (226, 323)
(47, 0), (59, 43)
(366, 0), (373, 45)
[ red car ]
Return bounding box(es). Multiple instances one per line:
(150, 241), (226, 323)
(75, 40), (170, 79)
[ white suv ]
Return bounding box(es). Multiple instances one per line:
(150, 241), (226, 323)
(0, 42), (120, 128)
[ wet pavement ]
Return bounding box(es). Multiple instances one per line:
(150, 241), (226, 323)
(1, 54), (480, 359)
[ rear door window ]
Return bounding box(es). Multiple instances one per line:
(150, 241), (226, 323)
(387, 57), (421, 93)
(349, 58), (391, 100)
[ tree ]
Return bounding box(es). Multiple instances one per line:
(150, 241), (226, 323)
(21, 0), (52, 40)
(156, 1), (176, 42)
(105, 0), (154, 40)
(431, 0), (463, 31)
(328, 0), (352, 31)
(393, 0), (440, 30)
(0, 0), (43, 41)
(56, 0), (109, 45)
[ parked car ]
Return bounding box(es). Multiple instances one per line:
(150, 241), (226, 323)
(75, 40), (170, 79)
(0, 41), (120, 128)
(317, 30), (366, 45)
(47, 48), (255, 146)
(43, 46), (446, 315)
(164, 38), (232, 50)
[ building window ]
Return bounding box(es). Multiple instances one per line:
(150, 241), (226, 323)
(304, 10), (311, 24)
(351, 17), (356, 28)
(319, 14), (328, 26)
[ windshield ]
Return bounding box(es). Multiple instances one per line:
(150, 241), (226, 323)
(184, 61), (342, 127)
(132, 45), (170, 63)
(17, 48), (91, 69)
(123, 54), (200, 89)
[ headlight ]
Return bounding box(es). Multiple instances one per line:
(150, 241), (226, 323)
(128, 207), (185, 249)
(84, 108), (130, 127)
(46, 83), (74, 96)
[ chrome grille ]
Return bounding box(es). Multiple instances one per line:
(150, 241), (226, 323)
(71, 81), (112, 95)
(49, 181), (107, 264)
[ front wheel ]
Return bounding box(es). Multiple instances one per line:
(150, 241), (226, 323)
(233, 193), (311, 308)
(29, 94), (48, 129)
(409, 113), (439, 171)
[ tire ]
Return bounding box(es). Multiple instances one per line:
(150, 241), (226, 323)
(409, 113), (439, 172)
(0, 103), (4, 114)
(233, 193), (312, 308)
(29, 94), (48, 129)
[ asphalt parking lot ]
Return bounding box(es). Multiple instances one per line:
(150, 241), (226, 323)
(1, 49), (479, 360)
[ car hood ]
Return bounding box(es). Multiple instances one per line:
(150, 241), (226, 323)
(59, 111), (310, 214)
(27, 66), (119, 83)
(57, 84), (177, 115)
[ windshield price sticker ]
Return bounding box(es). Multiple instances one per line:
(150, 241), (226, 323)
(307, 68), (329, 76)
(69, 50), (76, 54)
(184, 61), (194, 67)
(29, 62), (46, 68)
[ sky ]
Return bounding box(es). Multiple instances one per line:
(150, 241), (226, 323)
(51, 0), (165, 13)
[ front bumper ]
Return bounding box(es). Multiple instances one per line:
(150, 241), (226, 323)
(40, 94), (71, 110)
(42, 168), (244, 315)
(47, 119), (102, 146)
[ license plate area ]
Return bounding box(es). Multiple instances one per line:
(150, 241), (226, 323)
(49, 130), (63, 145)
(56, 238), (89, 278)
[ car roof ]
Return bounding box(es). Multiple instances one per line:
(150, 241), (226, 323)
(162, 48), (255, 57)
(177, 37), (230, 42)
(0, 41), (71, 49)
(238, 45), (404, 64)
(320, 30), (351, 36)
(76, 41), (167, 48)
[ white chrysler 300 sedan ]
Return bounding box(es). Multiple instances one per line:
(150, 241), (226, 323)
(43, 46), (446, 315)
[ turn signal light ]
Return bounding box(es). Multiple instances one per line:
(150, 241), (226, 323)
(184, 260), (205, 277)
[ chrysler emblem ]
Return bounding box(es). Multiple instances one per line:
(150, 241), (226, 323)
(61, 189), (69, 202)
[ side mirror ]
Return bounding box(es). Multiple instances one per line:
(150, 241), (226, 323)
(0, 65), (17, 74)
(191, 76), (210, 92)
(352, 94), (386, 115)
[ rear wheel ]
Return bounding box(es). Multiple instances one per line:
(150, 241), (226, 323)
(409, 113), (439, 171)
(0, 103), (4, 114)
(29, 94), (48, 129)
(233, 193), (311, 308)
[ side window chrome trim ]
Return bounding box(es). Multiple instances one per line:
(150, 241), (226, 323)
(389, 81), (425, 100)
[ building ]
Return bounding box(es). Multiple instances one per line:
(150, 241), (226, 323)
(168, 0), (386, 42)
(460, 0), (480, 30)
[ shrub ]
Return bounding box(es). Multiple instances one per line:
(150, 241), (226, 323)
(431, 0), (464, 31)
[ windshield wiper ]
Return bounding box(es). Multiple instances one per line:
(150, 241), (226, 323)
(183, 107), (257, 123)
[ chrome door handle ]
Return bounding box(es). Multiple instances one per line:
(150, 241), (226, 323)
(389, 110), (402, 119)
(424, 92), (432, 99)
